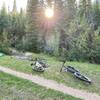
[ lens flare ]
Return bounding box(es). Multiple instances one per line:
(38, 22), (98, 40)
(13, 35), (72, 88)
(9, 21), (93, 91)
(45, 8), (54, 18)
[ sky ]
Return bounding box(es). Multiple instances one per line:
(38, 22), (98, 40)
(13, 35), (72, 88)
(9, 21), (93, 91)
(0, 0), (27, 12)
(0, 0), (95, 12)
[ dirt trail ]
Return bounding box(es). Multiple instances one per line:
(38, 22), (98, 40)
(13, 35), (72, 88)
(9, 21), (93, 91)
(0, 66), (100, 100)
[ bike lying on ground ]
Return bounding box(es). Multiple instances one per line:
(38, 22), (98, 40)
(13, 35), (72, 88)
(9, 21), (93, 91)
(74, 72), (91, 84)
(60, 61), (92, 84)
(31, 58), (48, 72)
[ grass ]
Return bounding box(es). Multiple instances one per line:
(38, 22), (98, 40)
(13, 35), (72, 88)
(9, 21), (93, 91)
(0, 53), (100, 95)
(0, 72), (81, 100)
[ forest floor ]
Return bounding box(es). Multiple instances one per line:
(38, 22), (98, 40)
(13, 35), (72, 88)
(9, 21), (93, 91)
(0, 53), (100, 95)
(0, 66), (100, 100)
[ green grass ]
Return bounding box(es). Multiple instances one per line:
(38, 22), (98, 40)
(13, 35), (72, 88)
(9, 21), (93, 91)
(0, 72), (81, 100)
(0, 53), (100, 95)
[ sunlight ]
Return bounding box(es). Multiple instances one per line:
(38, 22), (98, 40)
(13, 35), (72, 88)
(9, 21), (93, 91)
(45, 7), (54, 18)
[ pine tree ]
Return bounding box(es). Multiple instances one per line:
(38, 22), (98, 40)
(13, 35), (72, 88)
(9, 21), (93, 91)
(25, 0), (40, 52)
(93, 0), (100, 29)
(0, 3), (8, 34)
(0, 3), (10, 54)
(12, 0), (17, 13)
(79, 0), (93, 22)
(18, 8), (26, 38)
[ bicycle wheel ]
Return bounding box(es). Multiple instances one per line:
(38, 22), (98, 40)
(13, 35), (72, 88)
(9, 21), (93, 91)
(67, 66), (79, 73)
(74, 72), (91, 84)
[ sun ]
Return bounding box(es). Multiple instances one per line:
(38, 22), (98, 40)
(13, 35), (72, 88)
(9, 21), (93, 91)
(45, 8), (54, 18)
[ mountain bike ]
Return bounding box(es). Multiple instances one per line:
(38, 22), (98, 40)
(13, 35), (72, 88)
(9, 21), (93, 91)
(60, 61), (92, 84)
(31, 58), (48, 72)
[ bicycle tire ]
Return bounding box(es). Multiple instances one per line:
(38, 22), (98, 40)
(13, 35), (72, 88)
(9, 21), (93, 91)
(74, 72), (91, 84)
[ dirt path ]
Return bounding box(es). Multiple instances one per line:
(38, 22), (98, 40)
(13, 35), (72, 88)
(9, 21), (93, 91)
(0, 66), (100, 100)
